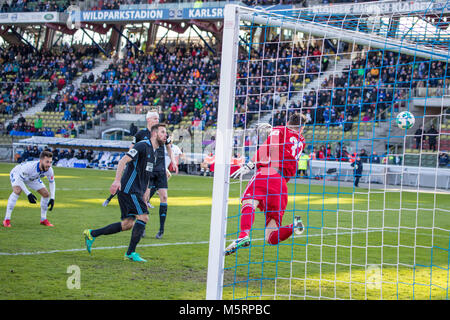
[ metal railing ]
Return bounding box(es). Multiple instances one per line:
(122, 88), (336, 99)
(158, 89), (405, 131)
(413, 87), (450, 98)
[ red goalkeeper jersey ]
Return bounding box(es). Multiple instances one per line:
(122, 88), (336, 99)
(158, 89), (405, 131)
(255, 126), (305, 180)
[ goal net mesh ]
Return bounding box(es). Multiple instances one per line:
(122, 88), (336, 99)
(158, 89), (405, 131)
(213, 2), (450, 300)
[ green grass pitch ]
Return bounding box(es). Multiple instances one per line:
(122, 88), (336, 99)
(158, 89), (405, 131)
(0, 163), (449, 300)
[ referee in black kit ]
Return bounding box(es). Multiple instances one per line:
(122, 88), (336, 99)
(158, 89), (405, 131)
(131, 110), (178, 239)
(83, 124), (168, 262)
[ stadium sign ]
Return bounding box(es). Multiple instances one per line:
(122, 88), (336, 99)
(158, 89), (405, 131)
(78, 4), (292, 23)
(183, 7), (224, 19)
(80, 9), (169, 22)
(0, 4), (292, 25)
(79, 8), (224, 22)
(0, 12), (60, 23)
(310, 0), (449, 15)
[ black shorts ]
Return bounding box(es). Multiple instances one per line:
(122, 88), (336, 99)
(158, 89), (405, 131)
(148, 171), (168, 190)
(118, 191), (148, 220)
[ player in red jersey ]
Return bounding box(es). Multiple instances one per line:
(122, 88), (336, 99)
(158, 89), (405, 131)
(226, 113), (306, 256)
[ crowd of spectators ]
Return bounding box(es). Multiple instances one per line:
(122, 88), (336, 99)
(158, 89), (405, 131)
(18, 35), (446, 141)
(5, 113), (56, 137)
(267, 45), (450, 133)
(45, 41), (221, 130)
(0, 45), (45, 117)
(1, 44), (100, 137)
(414, 124), (442, 152)
(43, 83), (92, 122)
(234, 36), (328, 128)
(0, 44), (99, 118)
(45, 37), (327, 131)
(0, 0), (70, 13)
(0, 0), (385, 14)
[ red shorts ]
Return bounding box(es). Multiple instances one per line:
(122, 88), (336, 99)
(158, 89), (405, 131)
(242, 167), (288, 227)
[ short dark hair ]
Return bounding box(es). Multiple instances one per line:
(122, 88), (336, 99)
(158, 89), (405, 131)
(40, 150), (53, 159)
(151, 123), (166, 134)
(288, 113), (301, 126)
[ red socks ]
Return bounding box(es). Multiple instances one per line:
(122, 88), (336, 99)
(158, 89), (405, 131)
(267, 224), (294, 245)
(239, 203), (255, 238)
(239, 203), (294, 245)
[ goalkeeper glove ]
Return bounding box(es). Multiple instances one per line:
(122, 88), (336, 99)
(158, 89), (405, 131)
(48, 199), (54, 211)
(230, 161), (255, 179)
(27, 193), (37, 204)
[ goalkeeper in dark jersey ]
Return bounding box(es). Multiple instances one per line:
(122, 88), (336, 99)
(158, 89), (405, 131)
(131, 110), (177, 239)
(83, 124), (168, 262)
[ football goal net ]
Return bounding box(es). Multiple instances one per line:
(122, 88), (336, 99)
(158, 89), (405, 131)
(207, 2), (450, 300)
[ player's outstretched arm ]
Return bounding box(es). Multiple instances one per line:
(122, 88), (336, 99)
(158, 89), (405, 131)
(230, 132), (271, 179)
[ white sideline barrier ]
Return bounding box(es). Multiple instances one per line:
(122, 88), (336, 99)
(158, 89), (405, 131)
(310, 160), (450, 190)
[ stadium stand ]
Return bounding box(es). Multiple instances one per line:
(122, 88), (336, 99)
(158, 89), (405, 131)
(0, 0), (447, 174)
(45, 41), (222, 133)
(38, 35), (329, 135)
(1, 44), (101, 138)
(0, 0), (71, 13)
(18, 36), (442, 169)
(267, 46), (450, 164)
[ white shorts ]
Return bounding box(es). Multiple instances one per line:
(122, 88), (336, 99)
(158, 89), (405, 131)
(10, 170), (46, 191)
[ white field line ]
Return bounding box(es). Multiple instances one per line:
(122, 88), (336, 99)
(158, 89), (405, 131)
(0, 228), (445, 256)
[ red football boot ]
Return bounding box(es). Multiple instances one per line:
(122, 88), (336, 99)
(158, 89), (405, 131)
(40, 219), (54, 227)
(3, 219), (11, 227)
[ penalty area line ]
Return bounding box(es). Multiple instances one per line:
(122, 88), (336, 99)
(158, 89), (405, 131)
(0, 240), (210, 256)
(0, 228), (444, 256)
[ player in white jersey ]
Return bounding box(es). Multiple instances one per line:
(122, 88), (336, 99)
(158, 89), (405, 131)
(3, 150), (56, 227)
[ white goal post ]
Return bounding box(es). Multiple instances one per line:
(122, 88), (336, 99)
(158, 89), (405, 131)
(206, 4), (240, 301)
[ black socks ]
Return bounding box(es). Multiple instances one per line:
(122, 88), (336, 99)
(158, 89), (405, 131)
(91, 222), (122, 237)
(127, 219), (146, 255)
(159, 203), (168, 233)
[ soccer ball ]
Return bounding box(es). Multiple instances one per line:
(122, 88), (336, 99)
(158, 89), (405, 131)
(396, 111), (415, 129)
